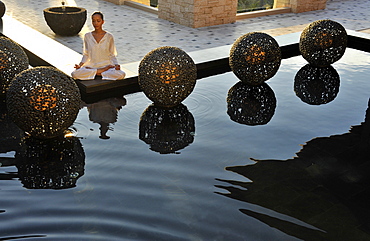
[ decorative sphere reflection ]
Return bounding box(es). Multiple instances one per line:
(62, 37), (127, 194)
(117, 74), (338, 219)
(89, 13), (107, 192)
(227, 82), (276, 125)
(16, 135), (85, 189)
(294, 64), (340, 105)
(139, 103), (195, 154)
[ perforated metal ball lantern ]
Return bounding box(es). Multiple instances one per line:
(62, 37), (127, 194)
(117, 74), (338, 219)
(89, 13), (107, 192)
(230, 32), (281, 85)
(299, 19), (347, 67)
(139, 46), (197, 107)
(294, 64), (340, 105)
(0, 36), (29, 95)
(227, 81), (276, 125)
(6, 66), (81, 139)
(16, 135), (85, 189)
(139, 103), (195, 154)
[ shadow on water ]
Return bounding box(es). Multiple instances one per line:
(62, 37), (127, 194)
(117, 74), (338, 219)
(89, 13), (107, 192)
(216, 98), (370, 240)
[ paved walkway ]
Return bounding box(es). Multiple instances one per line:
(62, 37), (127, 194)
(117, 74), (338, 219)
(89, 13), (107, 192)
(4, 0), (370, 65)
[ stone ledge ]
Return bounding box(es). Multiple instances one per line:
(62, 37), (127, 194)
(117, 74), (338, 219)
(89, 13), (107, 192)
(124, 1), (158, 15)
(236, 7), (291, 20)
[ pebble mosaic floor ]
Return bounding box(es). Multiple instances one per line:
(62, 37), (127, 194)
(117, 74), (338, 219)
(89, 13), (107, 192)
(4, 0), (370, 64)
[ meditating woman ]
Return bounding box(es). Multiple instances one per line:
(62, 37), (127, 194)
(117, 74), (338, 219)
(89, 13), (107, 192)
(72, 11), (125, 80)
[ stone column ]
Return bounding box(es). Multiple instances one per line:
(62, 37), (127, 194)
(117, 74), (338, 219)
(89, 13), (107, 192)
(273, 0), (290, 8)
(158, 0), (238, 28)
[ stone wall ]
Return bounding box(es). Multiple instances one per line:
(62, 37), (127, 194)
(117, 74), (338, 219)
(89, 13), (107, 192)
(158, 0), (238, 28)
(105, 0), (327, 28)
(274, 0), (291, 8)
(290, 0), (327, 13)
(135, 0), (150, 5)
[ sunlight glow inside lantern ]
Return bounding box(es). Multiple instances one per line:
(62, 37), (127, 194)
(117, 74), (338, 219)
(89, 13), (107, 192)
(30, 85), (58, 111)
(159, 62), (180, 84)
(244, 45), (266, 64)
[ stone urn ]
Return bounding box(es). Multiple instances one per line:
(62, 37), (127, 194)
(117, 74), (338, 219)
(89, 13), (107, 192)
(43, 5), (86, 36)
(0, 0), (6, 18)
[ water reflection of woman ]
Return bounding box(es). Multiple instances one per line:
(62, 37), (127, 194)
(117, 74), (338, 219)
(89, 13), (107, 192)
(87, 97), (126, 139)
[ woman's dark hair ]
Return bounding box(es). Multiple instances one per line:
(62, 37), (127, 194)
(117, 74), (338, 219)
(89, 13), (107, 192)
(92, 11), (104, 20)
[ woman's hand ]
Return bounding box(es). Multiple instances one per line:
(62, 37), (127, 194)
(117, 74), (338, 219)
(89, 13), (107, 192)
(74, 62), (84, 69)
(96, 65), (115, 76)
(115, 65), (121, 70)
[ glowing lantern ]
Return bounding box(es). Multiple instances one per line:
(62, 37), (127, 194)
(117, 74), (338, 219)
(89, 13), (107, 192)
(0, 36), (29, 95)
(6, 66), (81, 139)
(230, 32), (281, 85)
(139, 46), (197, 107)
(299, 19), (347, 67)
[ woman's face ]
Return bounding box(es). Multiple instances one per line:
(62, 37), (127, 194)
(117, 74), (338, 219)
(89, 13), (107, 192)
(92, 14), (104, 30)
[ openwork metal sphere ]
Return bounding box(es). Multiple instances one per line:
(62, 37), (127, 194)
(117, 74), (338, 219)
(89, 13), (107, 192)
(16, 135), (85, 189)
(227, 81), (276, 125)
(0, 36), (29, 95)
(139, 46), (197, 107)
(299, 19), (347, 67)
(139, 103), (195, 154)
(230, 32), (281, 85)
(294, 64), (340, 105)
(6, 66), (81, 139)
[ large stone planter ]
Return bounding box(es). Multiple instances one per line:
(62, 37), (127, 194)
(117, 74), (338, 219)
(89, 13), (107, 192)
(0, 1), (6, 18)
(43, 6), (87, 36)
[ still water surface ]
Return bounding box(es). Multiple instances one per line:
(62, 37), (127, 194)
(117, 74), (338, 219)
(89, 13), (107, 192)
(1, 48), (370, 240)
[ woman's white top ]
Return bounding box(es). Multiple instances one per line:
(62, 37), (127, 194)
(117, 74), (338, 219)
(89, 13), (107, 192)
(81, 31), (119, 68)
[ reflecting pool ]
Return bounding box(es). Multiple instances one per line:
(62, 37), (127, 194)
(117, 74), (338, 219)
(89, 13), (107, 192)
(1, 48), (370, 240)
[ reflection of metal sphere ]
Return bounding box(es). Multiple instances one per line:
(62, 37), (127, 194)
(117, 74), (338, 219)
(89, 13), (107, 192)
(300, 20), (347, 67)
(139, 46), (197, 107)
(0, 99), (24, 153)
(16, 135), (85, 189)
(230, 32), (281, 85)
(294, 64), (340, 105)
(227, 81), (276, 125)
(6, 66), (81, 139)
(0, 36), (29, 95)
(139, 103), (195, 154)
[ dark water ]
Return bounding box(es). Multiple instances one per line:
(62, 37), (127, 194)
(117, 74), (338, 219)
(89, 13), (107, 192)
(1, 48), (370, 240)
